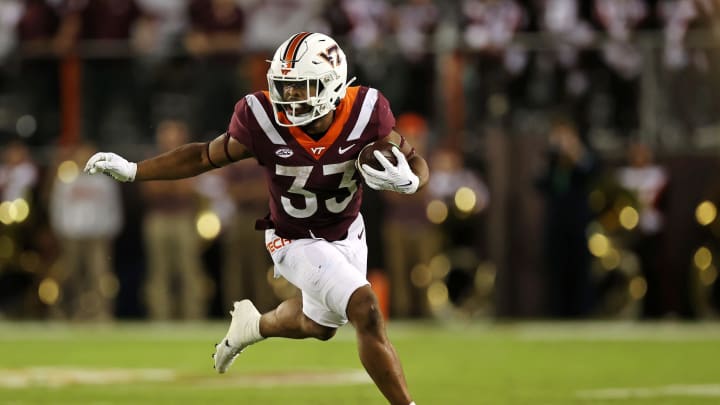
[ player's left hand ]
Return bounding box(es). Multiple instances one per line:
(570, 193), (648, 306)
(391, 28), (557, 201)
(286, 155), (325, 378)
(84, 152), (137, 182)
(360, 147), (419, 194)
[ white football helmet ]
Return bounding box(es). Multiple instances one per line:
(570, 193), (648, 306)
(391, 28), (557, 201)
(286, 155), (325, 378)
(267, 32), (355, 127)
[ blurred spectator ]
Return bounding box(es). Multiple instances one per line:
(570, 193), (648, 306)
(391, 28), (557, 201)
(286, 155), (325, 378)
(459, 0), (527, 132)
(594, 0), (648, 78)
(0, 0), (22, 64)
(0, 2), (23, 142)
(132, 0), (194, 127)
(538, 0), (595, 68)
(61, 0), (151, 143)
(658, 0), (717, 135)
(241, 0), (320, 90)
(15, 0), (66, 145)
(381, 114), (442, 318)
(317, 0), (354, 43)
(243, 0), (320, 51)
(48, 142), (123, 320)
(694, 0), (720, 32)
(658, 0), (700, 71)
(141, 120), (207, 320)
(427, 146), (490, 308)
(134, 0), (189, 59)
(185, 0), (246, 138)
(460, 0), (525, 54)
(517, 1), (595, 129)
(220, 160), (277, 312)
(427, 147), (490, 214)
(394, 0), (439, 62)
(390, 0), (439, 117)
(0, 139), (38, 202)
(592, 0), (648, 137)
(16, 0), (61, 52)
(325, 0), (393, 89)
(616, 140), (669, 317)
(0, 138), (40, 318)
(331, 0), (391, 51)
(0, 138), (39, 254)
(535, 117), (599, 317)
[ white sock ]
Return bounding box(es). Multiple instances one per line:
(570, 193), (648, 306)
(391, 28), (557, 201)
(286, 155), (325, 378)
(409, 402), (416, 405)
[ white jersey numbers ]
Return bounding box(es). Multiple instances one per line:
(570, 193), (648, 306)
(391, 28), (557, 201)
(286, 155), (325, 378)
(323, 161), (358, 214)
(276, 161), (358, 218)
(277, 165), (316, 218)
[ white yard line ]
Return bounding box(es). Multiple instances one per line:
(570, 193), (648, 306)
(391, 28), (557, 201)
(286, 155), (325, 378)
(0, 367), (371, 389)
(198, 370), (372, 388)
(0, 367), (176, 388)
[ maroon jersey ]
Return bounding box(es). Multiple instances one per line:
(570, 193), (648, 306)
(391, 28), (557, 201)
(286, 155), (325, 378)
(228, 86), (394, 241)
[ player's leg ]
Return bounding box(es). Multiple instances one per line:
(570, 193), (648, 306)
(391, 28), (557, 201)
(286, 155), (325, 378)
(259, 296), (337, 340)
(213, 297), (337, 373)
(213, 234), (341, 373)
(347, 285), (413, 405)
(274, 216), (413, 404)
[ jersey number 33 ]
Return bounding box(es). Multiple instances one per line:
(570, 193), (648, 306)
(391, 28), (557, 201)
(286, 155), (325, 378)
(277, 160), (358, 219)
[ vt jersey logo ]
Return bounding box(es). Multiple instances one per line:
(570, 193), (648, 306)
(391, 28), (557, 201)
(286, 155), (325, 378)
(311, 146), (326, 155)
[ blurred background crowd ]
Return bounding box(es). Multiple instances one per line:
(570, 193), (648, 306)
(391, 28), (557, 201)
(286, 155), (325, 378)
(1, 0), (720, 322)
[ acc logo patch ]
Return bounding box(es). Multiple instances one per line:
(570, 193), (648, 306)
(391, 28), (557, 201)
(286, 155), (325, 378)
(275, 148), (294, 158)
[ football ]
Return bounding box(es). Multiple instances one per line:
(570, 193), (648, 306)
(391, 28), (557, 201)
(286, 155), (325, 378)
(357, 140), (399, 171)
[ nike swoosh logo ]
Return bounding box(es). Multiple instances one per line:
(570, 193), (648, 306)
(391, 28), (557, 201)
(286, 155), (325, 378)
(398, 181), (413, 187)
(358, 228), (364, 239)
(338, 144), (356, 154)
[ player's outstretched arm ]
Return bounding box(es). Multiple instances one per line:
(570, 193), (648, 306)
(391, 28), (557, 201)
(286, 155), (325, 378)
(85, 133), (252, 181)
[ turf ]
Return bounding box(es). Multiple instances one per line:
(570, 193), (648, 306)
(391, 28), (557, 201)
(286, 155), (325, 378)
(1, 321), (719, 404)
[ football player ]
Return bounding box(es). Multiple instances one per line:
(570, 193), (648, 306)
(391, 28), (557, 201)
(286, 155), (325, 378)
(85, 32), (428, 405)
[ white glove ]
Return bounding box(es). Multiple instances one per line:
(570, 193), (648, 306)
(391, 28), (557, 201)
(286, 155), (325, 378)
(84, 152), (137, 182)
(360, 147), (419, 194)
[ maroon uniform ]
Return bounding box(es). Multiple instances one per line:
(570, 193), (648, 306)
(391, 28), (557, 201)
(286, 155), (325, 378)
(228, 86), (394, 241)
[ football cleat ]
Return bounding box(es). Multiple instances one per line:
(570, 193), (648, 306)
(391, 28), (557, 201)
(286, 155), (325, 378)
(213, 300), (264, 373)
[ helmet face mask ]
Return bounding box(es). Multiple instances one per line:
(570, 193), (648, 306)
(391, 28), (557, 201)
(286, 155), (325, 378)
(269, 77), (322, 124)
(267, 32), (354, 127)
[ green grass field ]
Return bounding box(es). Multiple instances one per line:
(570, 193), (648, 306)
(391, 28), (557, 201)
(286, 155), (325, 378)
(1, 321), (720, 404)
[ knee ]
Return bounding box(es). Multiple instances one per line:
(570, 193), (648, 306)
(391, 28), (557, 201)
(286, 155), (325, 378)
(347, 286), (383, 333)
(315, 325), (337, 341)
(303, 317), (337, 341)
